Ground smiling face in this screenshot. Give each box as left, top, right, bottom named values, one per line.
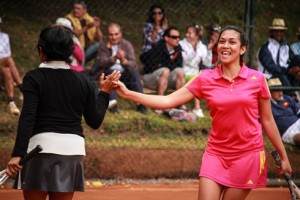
left=217, top=29, right=246, bottom=65
left=72, top=3, right=86, bottom=19
left=108, top=24, right=122, bottom=45
left=185, top=27, right=198, bottom=43
left=165, top=29, right=181, bottom=49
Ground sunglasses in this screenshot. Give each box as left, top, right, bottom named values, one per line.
left=152, top=12, right=163, bottom=16
left=168, top=35, right=181, bottom=40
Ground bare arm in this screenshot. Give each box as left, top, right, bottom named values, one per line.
left=114, top=80, right=195, bottom=109
left=93, top=17, right=103, bottom=41
left=73, top=24, right=90, bottom=37
left=259, top=98, right=292, bottom=175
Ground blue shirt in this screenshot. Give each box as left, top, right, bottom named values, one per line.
left=271, top=94, right=300, bottom=135
left=291, top=42, right=300, bottom=55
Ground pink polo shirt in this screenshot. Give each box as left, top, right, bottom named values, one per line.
left=187, top=64, right=270, bottom=155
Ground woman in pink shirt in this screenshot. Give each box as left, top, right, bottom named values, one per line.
left=113, top=25, right=292, bottom=200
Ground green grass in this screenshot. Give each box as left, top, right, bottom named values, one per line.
left=0, top=96, right=212, bottom=149
left=85, top=134, right=208, bottom=149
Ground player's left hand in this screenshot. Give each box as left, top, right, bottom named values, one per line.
left=6, top=157, right=22, bottom=177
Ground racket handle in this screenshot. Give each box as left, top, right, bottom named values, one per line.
left=271, top=151, right=282, bottom=166
left=271, top=151, right=298, bottom=200
left=19, top=145, right=43, bottom=166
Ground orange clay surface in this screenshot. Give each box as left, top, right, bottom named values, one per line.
left=0, top=181, right=292, bottom=200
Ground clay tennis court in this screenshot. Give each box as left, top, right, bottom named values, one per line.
left=0, top=181, right=292, bottom=200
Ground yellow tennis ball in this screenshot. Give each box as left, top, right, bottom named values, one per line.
left=92, top=181, right=103, bottom=187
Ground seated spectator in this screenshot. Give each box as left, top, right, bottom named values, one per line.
left=202, top=24, right=221, bottom=69
left=290, top=26, right=300, bottom=55
left=257, top=18, right=294, bottom=87
left=179, top=24, right=213, bottom=117
left=66, top=0, right=103, bottom=66
left=93, top=23, right=147, bottom=114
left=141, top=26, right=184, bottom=113
left=0, top=18, right=22, bottom=115
left=140, top=4, right=168, bottom=63
left=55, top=17, right=85, bottom=73
left=287, top=55, right=300, bottom=87
left=268, top=78, right=300, bottom=146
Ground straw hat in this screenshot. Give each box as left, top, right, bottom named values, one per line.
left=269, top=18, right=288, bottom=30
left=267, top=78, right=282, bottom=87
left=297, top=26, right=300, bottom=35
left=55, top=18, right=73, bottom=30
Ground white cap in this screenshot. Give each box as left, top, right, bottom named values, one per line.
left=55, top=18, right=73, bottom=30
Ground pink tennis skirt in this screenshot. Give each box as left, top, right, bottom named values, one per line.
left=200, top=150, right=267, bottom=189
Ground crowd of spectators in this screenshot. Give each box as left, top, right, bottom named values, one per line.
left=1, top=1, right=300, bottom=143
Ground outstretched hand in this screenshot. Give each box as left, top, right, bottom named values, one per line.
left=112, top=80, right=130, bottom=99
left=98, top=70, right=121, bottom=94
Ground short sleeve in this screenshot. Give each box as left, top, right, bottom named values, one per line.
left=259, top=75, right=271, bottom=99
left=186, top=71, right=203, bottom=99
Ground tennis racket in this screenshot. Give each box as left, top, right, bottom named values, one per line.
left=271, top=151, right=300, bottom=200
left=0, top=145, right=43, bottom=185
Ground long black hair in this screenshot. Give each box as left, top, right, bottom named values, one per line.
left=37, top=26, right=74, bottom=63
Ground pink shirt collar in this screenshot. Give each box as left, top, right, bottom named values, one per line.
left=213, top=63, right=249, bottom=80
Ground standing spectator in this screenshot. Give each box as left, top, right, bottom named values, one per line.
left=141, top=26, right=184, bottom=114
left=140, top=4, right=168, bottom=63
left=66, top=0, right=103, bottom=65
left=290, top=26, right=300, bottom=55
left=93, top=23, right=147, bottom=114
left=257, top=18, right=294, bottom=87
left=268, top=78, right=300, bottom=146
left=5, top=26, right=120, bottom=200
left=0, top=17, right=22, bottom=115
left=55, top=17, right=85, bottom=73
left=179, top=24, right=213, bottom=117
left=113, top=25, right=292, bottom=200
left=203, top=24, right=221, bottom=69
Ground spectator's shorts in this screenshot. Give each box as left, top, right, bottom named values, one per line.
left=282, top=119, right=300, bottom=145
left=143, top=67, right=184, bottom=90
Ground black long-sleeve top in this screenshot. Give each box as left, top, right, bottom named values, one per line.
left=12, top=66, right=109, bottom=157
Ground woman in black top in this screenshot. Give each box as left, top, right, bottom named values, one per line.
left=6, top=26, right=120, bottom=200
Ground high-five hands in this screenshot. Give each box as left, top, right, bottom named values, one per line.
left=98, top=70, right=121, bottom=94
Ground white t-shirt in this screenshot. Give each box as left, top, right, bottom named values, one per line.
left=110, top=44, right=124, bottom=72
left=179, top=38, right=212, bottom=75
left=0, top=32, right=12, bottom=59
